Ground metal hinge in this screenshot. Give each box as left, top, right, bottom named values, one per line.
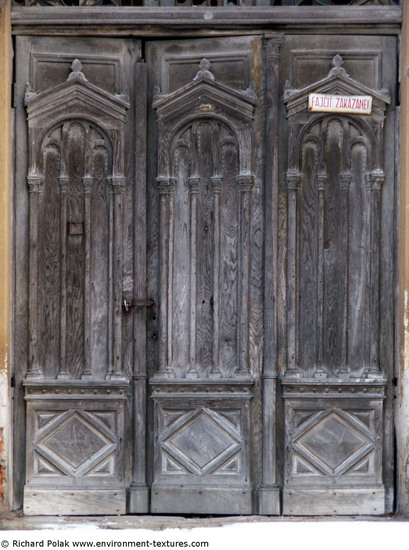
left=123, top=299, right=154, bottom=312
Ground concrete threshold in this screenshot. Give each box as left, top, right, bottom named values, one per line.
left=0, top=512, right=406, bottom=531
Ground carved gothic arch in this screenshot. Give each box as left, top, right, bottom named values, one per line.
left=24, top=59, right=130, bottom=381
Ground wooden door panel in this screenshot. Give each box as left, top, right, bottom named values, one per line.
left=281, top=35, right=397, bottom=515
left=145, top=36, right=266, bottom=515
left=14, top=36, right=141, bottom=514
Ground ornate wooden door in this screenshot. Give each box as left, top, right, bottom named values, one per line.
left=144, top=37, right=269, bottom=514
left=13, top=32, right=397, bottom=516
left=14, top=36, right=144, bottom=514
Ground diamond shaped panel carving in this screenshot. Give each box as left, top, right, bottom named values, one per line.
left=35, top=411, right=116, bottom=477
left=162, top=409, right=241, bottom=475
left=294, top=411, right=373, bottom=476
left=44, top=416, right=107, bottom=469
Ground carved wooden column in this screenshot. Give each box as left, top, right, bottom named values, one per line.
left=82, top=175, right=93, bottom=380
left=26, top=174, right=44, bottom=379
left=286, top=170, right=301, bottom=376
left=316, top=173, right=327, bottom=376
left=259, top=35, right=281, bottom=515
left=367, top=169, right=384, bottom=375
left=109, top=175, right=127, bottom=380
left=211, top=175, right=222, bottom=377
left=157, top=176, right=174, bottom=375
left=339, top=172, right=351, bottom=377
left=57, top=175, right=69, bottom=380
left=237, top=174, right=253, bottom=374
left=188, top=176, right=199, bottom=377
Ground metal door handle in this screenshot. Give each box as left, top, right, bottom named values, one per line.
left=123, top=299, right=155, bottom=312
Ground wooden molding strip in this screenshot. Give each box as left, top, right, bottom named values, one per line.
left=11, top=6, right=402, bottom=35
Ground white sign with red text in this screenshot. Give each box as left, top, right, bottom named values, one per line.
left=308, top=93, right=372, bottom=115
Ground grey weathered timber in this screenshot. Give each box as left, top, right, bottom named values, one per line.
left=12, top=22, right=398, bottom=516
left=14, top=36, right=140, bottom=513
left=147, top=39, right=262, bottom=514
left=23, top=381, right=128, bottom=515
left=10, top=7, right=402, bottom=36
left=128, top=62, right=149, bottom=514
left=150, top=380, right=253, bottom=515
left=281, top=48, right=394, bottom=515
left=258, top=34, right=281, bottom=516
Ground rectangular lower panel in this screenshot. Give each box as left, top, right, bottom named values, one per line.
left=151, top=485, right=252, bottom=515
left=283, top=487, right=385, bottom=516
left=282, top=378, right=386, bottom=517
left=258, top=486, right=281, bottom=515
left=151, top=378, right=253, bottom=514
left=23, top=488, right=126, bottom=516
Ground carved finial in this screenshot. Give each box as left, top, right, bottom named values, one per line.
left=241, top=81, right=257, bottom=102
left=329, top=54, right=348, bottom=78
left=115, top=85, right=130, bottom=104
left=67, top=59, right=87, bottom=82
left=284, top=79, right=298, bottom=100
left=193, top=58, right=215, bottom=82
left=332, top=54, right=343, bottom=70
left=153, top=85, right=166, bottom=102
left=24, top=82, right=37, bottom=104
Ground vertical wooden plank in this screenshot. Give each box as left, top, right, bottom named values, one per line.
left=26, top=175, right=43, bottom=379
left=189, top=176, right=199, bottom=375
left=58, top=176, right=69, bottom=379
left=286, top=172, right=301, bottom=373
left=323, top=119, right=343, bottom=374
left=237, top=176, right=253, bottom=374
left=259, top=36, right=280, bottom=514
left=220, top=141, right=239, bottom=377
left=107, top=180, right=114, bottom=378
left=298, top=143, right=319, bottom=371
left=82, top=175, right=92, bottom=379
left=111, top=176, right=126, bottom=379
left=129, top=62, right=149, bottom=513
left=171, top=146, right=191, bottom=377
left=211, top=176, right=222, bottom=376
left=38, top=145, right=61, bottom=380
left=167, top=182, right=175, bottom=370
left=317, top=174, right=326, bottom=371
left=66, top=121, right=85, bottom=380
left=348, top=145, right=367, bottom=371
left=196, top=123, right=215, bottom=377
left=157, top=178, right=170, bottom=373
left=340, top=172, right=351, bottom=376
left=89, top=143, right=110, bottom=379
left=368, top=171, right=384, bottom=374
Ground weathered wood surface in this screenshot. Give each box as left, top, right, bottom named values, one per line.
left=24, top=489, right=126, bottom=516
left=280, top=34, right=396, bottom=515
left=10, top=6, right=402, bottom=35
left=13, top=30, right=397, bottom=516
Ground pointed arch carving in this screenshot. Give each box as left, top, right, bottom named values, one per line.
left=153, top=59, right=257, bottom=379
left=25, top=59, right=130, bottom=381
left=284, top=54, right=390, bottom=379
